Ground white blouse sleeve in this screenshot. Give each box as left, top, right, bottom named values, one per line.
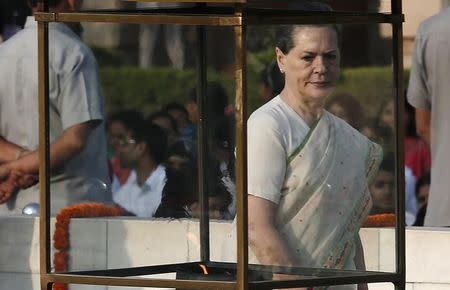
left=247, top=113, right=286, bottom=204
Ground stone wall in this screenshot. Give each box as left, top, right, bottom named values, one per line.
left=0, top=216, right=449, bottom=289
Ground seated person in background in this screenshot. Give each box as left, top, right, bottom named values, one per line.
left=359, top=117, right=378, bottom=142
left=376, top=98, right=395, bottom=132
left=156, top=161, right=232, bottom=220
left=413, top=171, right=430, bottom=226
left=325, top=93, right=364, bottom=130
left=360, top=120, right=417, bottom=226
left=155, top=162, right=196, bottom=219
left=405, top=166, right=417, bottom=225
left=369, top=155, right=395, bottom=215
left=374, top=98, right=396, bottom=150
left=163, top=102, right=196, bottom=152
left=147, top=110, right=186, bottom=153
left=404, top=101, right=431, bottom=181
left=166, top=145, right=193, bottom=172
left=259, top=60, right=284, bottom=104
left=188, top=176, right=232, bottom=220
left=112, top=120, right=168, bottom=218
left=209, top=121, right=236, bottom=219
left=360, top=116, right=394, bottom=152
left=107, top=110, right=144, bottom=191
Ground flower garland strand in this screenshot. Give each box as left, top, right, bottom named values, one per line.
left=53, top=203, right=124, bottom=290
left=363, top=213, right=396, bottom=227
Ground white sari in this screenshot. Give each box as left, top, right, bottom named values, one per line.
left=277, top=111, right=382, bottom=270
left=222, top=111, right=382, bottom=289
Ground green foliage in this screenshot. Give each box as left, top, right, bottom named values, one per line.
left=334, top=66, right=410, bottom=116
left=99, top=65, right=410, bottom=118
left=100, top=67, right=235, bottom=116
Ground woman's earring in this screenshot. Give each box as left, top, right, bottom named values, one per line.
left=280, top=69, right=284, bottom=74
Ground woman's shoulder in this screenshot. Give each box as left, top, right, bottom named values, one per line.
left=248, top=96, right=286, bottom=128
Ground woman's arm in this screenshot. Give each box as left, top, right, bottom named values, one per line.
left=248, top=195, right=307, bottom=290
left=248, top=195, right=298, bottom=266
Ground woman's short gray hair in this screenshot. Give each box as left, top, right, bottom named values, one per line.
left=275, top=2, right=341, bottom=54
left=276, top=24, right=341, bottom=54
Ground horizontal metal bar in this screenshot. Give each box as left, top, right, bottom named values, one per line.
left=123, top=0, right=245, bottom=3
left=246, top=11, right=404, bottom=25
left=63, top=262, right=201, bottom=277
left=44, top=267, right=399, bottom=289
left=249, top=273, right=401, bottom=290
left=209, top=261, right=398, bottom=278
left=34, top=11, right=241, bottom=26
left=34, top=9, right=403, bottom=26
left=42, top=273, right=236, bottom=290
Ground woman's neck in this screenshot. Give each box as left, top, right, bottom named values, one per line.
left=135, top=157, right=158, bottom=186
left=280, top=89, right=324, bottom=127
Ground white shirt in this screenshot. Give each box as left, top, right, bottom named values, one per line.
left=247, top=95, right=309, bottom=204
left=0, top=17, right=110, bottom=214
left=407, top=7, right=450, bottom=226
left=405, top=166, right=417, bottom=226
left=113, top=165, right=167, bottom=218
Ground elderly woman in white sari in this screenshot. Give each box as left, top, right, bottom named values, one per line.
left=246, top=25, right=382, bottom=290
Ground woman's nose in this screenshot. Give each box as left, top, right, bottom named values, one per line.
left=313, top=56, right=328, bottom=74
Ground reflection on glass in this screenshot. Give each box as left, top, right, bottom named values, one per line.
left=42, top=15, right=235, bottom=273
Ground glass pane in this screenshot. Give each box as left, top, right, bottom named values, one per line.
left=41, top=20, right=241, bottom=280
left=242, top=22, right=397, bottom=287
left=46, top=22, right=213, bottom=274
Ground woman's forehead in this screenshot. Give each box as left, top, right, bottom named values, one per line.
left=292, top=26, right=338, bottom=50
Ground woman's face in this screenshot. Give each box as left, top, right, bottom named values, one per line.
left=370, top=170, right=395, bottom=212
left=380, top=99, right=395, bottom=130
left=276, top=26, right=340, bottom=102
left=328, top=102, right=349, bottom=123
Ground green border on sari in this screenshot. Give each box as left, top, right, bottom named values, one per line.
left=287, top=116, right=321, bottom=164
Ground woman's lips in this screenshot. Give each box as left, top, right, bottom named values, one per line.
left=310, top=81, right=332, bottom=88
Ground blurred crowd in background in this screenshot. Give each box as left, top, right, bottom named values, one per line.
left=0, top=0, right=431, bottom=225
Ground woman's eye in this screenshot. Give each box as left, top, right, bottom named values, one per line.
left=301, top=55, right=314, bottom=62
left=326, top=54, right=337, bottom=60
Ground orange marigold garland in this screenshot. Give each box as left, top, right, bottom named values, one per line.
left=53, top=203, right=124, bottom=290
left=363, top=213, right=396, bottom=227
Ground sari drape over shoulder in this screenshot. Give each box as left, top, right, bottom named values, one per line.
left=222, top=110, right=382, bottom=290
left=277, top=111, right=382, bottom=270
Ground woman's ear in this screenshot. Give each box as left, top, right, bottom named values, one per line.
left=275, top=47, right=285, bottom=74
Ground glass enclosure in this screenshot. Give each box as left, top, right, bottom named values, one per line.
left=35, top=1, right=405, bottom=289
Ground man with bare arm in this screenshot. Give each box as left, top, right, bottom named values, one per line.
left=0, top=0, right=111, bottom=215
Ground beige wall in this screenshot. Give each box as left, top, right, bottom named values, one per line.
left=401, top=0, right=448, bottom=67
left=378, top=0, right=448, bottom=67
